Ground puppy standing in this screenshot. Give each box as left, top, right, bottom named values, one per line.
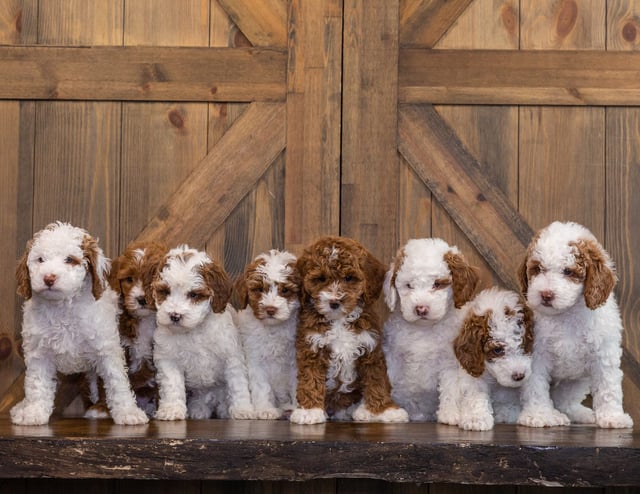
left=290, top=236, right=408, bottom=425
left=152, top=245, right=254, bottom=420
left=383, top=238, right=479, bottom=422
left=11, top=222, right=148, bottom=426
left=234, top=250, right=300, bottom=419
left=517, top=221, right=633, bottom=428
left=452, top=287, right=534, bottom=430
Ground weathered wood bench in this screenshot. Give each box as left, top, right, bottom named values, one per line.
left=0, top=417, right=638, bottom=488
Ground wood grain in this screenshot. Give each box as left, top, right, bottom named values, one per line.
left=608, top=0, right=640, bottom=50
left=218, top=0, right=287, bottom=47
left=399, top=0, right=474, bottom=47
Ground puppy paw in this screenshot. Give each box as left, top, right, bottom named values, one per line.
left=290, top=407, right=327, bottom=425
left=155, top=402, right=187, bottom=421
left=10, top=401, right=51, bottom=426
left=518, top=408, right=570, bottom=428
left=436, top=408, right=459, bottom=426
left=229, top=406, right=255, bottom=420
left=459, top=414, right=494, bottom=431
left=254, top=407, right=282, bottom=420
left=596, top=412, right=633, bottom=429
left=111, top=406, right=149, bottom=425
left=188, top=404, right=213, bottom=420
left=84, top=405, right=110, bottom=419
left=352, top=404, right=409, bottom=423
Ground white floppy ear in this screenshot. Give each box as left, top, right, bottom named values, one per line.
left=383, top=267, right=398, bottom=311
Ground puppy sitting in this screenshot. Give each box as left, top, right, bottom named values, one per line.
left=517, top=221, right=633, bottom=429
left=452, top=287, right=534, bottom=430
left=383, top=238, right=479, bottom=422
left=234, top=250, right=300, bottom=419
left=290, top=236, right=408, bottom=425
left=11, top=222, right=148, bottom=426
left=152, top=245, right=254, bottom=420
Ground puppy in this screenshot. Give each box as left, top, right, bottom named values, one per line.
left=152, top=245, right=254, bottom=420
left=290, top=236, right=408, bottom=425
left=452, top=287, right=534, bottom=430
left=234, top=250, right=300, bottom=419
left=383, top=238, right=479, bottom=422
left=517, top=221, right=633, bottom=428
left=11, top=222, right=148, bottom=426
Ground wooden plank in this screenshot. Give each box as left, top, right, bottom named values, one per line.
left=608, top=0, right=640, bottom=50
left=399, top=0, right=474, bottom=47
left=0, top=46, right=286, bottom=102
left=136, top=102, right=285, bottom=249
left=0, top=0, right=37, bottom=43
left=398, top=49, right=640, bottom=105
left=1, top=418, right=640, bottom=486
left=284, top=0, right=342, bottom=253
left=341, top=0, right=399, bottom=262
left=398, top=104, right=533, bottom=291
left=218, top=0, right=287, bottom=47
left=38, top=1, right=123, bottom=45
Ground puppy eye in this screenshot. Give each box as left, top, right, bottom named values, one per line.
left=529, top=264, right=542, bottom=275
left=433, top=278, right=451, bottom=290
left=123, top=276, right=134, bottom=283
left=64, top=257, right=73, bottom=264
left=313, top=275, right=326, bottom=284
left=562, top=268, right=575, bottom=277
left=405, top=283, right=413, bottom=290
left=250, top=286, right=263, bottom=293
left=489, top=347, right=505, bottom=358
left=37, top=257, right=45, bottom=263
left=344, top=275, right=354, bottom=283
left=280, top=287, right=289, bottom=295
left=187, top=291, right=199, bottom=299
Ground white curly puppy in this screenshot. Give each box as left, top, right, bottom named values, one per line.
left=517, top=221, right=633, bottom=429
left=452, top=287, right=534, bottom=431
left=383, top=238, right=479, bottom=422
left=152, top=245, right=254, bottom=420
left=11, top=222, right=148, bottom=426
left=234, top=250, right=300, bottom=419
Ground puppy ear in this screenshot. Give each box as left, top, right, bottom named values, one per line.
left=517, top=256, right=529, bottom=296
left=233, top=271, right=249, bottom=310
left=383, top=267, right=398, bottom=311
left=82, top=234, right=109, bottom=300
left=520, top=298, right=535, bottom=354
left=16, top=246, right=32, bottom=300
left=296, top=253, right=314, bottom=307
left=575, top=239, right=617, bottom=309
left=445, top=251, right=479, bottom=309
left=361, top=250, right=386, bottom=306
left=454, top=312, right=489, bottom=378
left=201, top=261, right=232, bottom=313
left=107, top=255, right=122, bottom=293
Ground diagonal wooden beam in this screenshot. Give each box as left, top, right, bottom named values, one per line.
left=218, top=0, right=288, bottom=47
left=136, top=102, right=286, bottom=249
left=399, top=0, right=473, bottom=47
left=398, top=104, right=533, bottom=290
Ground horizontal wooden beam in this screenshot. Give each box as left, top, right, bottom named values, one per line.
left=399, top=49, right=640, bottom=105
left=0, top=46, right=286, bottom=102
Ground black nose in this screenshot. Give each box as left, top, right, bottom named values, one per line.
left=512, top=372, right=525, bottom=382
left=170, top=312, right=182, bottom=323
left=137, top=296, right=147, bottom=307
left=329, top=301, right=341, bottom=310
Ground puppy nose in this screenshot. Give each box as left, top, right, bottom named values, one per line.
left=169, top=312, right=182, bottom=323
left=540, top=290, right=555, bottom=304
left=329, top=300, right=341, bottom=310
left=265, top=306, right=277, bottom=317
left=415, top=305, right=429, bottom=317
left=137, top=296, right=147, bottom=307
left=512, top=371, right=526, bottom=382
left=44, top=274, right=57, bottom=287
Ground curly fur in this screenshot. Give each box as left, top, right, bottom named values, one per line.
left=517, top=221, right=633, bottom=429
left=290, top=236, right=408, bottom=425
left=382, top=238, right=479, bottom=422
left=10, top=222, right=148, bottom=426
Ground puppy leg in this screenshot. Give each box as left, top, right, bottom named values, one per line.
left=248, top=362, right=281, bottom=420
left=591, top=359, right=633, bottom=429
left=455, top=372, right=494, bottom=431
left=436, top=367, right=461, bottom=426
left=224, top=351, right=255, bottom=420
left=11, top=355, right=57, bottom=425
left=551, top=378, right=595, bottom=424
left=518, top=370, right=569, bottom=427
left=290, top=346, right=328, bottom=425
left=188, top=388, right=215, bottom=419
left=155, top=358, right=188, bottom=421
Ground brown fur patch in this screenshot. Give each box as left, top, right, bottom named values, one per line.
left=444, top=251, right=480, bottom=309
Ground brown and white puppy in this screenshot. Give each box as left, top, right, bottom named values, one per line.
left=234, top=249, right=300, bottom=419
left=517, top=221, right=633, bottom=429
left=452, top=287, right=533, bottom=430
left=290, top=236, right=408, bottom=425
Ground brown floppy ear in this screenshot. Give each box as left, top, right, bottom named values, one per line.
left=16, top=247, right=32, bottom=300
left=108, top=255, right=122, bottom=293
left=201, top=261, right=233, bottom=313
left=296, top=252, right=314, bottom=308
left=233, top=271, right=249, bottom=310
left=575, top=239, right=617, bottom=310
left=445, top=251, right=479, bottom=309
left=520, top=299, right=535, bottom=354
left=82, top=234, right=107, bottom=300
left=454, top=312, right=489, bottom=378
left=361, top=250, right=387, bottom=306
left=517, top=256, right=529, bottom=296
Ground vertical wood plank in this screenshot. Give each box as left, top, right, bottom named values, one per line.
left=285, top=0, right=343, bottom=254
left=38, top=1, right=123, bottom=45
left=608, top=0, right=640, bottom=50
left=341, top=0, right=399, bottom=262
left=0, top=0, right=37, bottom=43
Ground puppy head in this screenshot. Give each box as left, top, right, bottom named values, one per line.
left=153, top=245, right=232, bottom=331
left=383, top=238, right=479, bottom=323
left=235, top=249, right=300, bottom=325
left=454, top=287, right=534, bottom=388
left=109, top=241, right=168, bottom=317
left=297, top=236, right=385, bottom=320
left=16, top=222, right=110, bottom=301
left=519, top=221, right=617, bottom=313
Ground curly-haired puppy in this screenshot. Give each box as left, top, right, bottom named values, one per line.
left=11, top=222, right=148, bottom=426
left=452, top=287, right=534, bottom=430
left=152, top=245, right=254, bottom=420
left=234, top=249, right=300, bottom=419
left=290, top=236, right=408, bottom=425
left=383, top=238, right=479, bottom=422
left=517, top=221, right=633, bottom=429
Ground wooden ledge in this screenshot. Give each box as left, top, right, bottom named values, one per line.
left=0, top=418, right=638, bottom=486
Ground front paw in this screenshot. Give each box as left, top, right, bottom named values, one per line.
left=437, top=407, right=459, bottom=426
left=596, top=412, right=633, bottom=429
left=459, top=413, right=494, bottom=431
left=10, top=401, right=51, bottom=426
left=290, top=407, right=327, bottom=425
left=352, top=404, right=409, bottom=423
left=518, top=408, right=570, bottom=428
left=229, top=406, right=255, bottom=420
left=255, top=407, right=282, bottom=420
left=155, top=402, right=187, bottom=421
left=111, top=406, right=149, bottom=425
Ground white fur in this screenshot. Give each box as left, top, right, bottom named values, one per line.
left=236, top=250, right=299, bottom=420
left=10, top=222, right=148, bottom=426
left=153, top=245, right=254, bottom=421
left=518, top=221, right=633, bottom=429
left=382, top=238, right=466, bottom=422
